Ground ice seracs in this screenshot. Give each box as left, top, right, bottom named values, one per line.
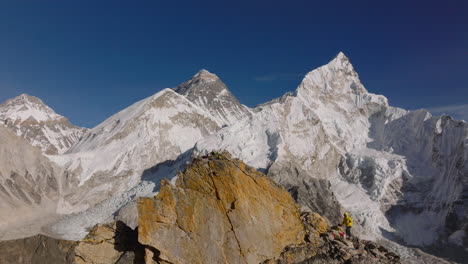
left=0, top=94, right=87, bottom=154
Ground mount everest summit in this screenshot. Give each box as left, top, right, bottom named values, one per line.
left=0, top=52, right=466, bottom=263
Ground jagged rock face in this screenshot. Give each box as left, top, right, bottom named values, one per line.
left=0, top=94, right=87, bottom=154
left=267, top=162, right=343, bottom=224
left=365, top=110, right=468, bottom=249
left=0, top=234, right=77, bottom=264
left=137, top=155, right=305, bottom=264
left=0, top=126, right=61, bottom=239
left=174, top=69, right=252, bottom=126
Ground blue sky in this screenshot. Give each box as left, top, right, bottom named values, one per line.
left=0, top=0, right=467, bottom=127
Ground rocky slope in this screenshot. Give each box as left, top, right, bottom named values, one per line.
left=0, top=154, right=402, bottom=264
left=0, top=94, right=87, bottom=154
left=0, top=221, right=143, bottom=264
left=263, top=212, right=401, bottom=264
left=0, top=234, right=77, bottom=264
left=0, top=126, right=62, bottom=240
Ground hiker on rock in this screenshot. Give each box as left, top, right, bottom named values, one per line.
left=341, top=212, right=353, bottom=239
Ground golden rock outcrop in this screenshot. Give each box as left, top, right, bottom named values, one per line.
left=138, top=154, right=305, bottom=264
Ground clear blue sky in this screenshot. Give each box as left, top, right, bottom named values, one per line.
left=1, top=0, right=467, bottom=127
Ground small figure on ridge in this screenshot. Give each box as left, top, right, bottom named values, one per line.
left=341, top=212, right=353, bottom=239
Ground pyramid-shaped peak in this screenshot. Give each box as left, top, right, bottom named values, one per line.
left=335, top=51, right=349, bottom=60
left=173, top=69, right=251, bottom=126
left=298, top=52, right=365, bottom=96
left=329, top=51, right=351, bottom=64
left=174, top=69, right=224, bottom=96
left=193, top=69, right=219, bottom=82
left=197, top=69, right=213, bottom=75
left=13, top=93, right=46, bottom=105
left=302, top=52, right=356, bottom=81
left=0, top=93, right=61, bottom=122
left=324, top=51, right=355, bottom=73
left=2, top=94, right=51, bottom=109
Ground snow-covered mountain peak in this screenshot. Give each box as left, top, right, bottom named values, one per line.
left=327, top=52, right=356, bottom=74
left=300, top=52, right=359, bottom=90
left=0, top=94, right=87, bottom=154
left=194, top=69, right=219, bottom=82
left=173, top=70, right=252, bottom=126
left=174, top=69, right=221, bottom=95
left=0, top=93, right=62, bottom=123
left=17, top=93, right=43, bottom=102
left=296, top=53, right=387, bottom=110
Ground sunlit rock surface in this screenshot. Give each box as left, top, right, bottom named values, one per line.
left=138, top=154, right=305, bottom=264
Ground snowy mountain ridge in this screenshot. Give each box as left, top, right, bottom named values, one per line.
left=0, top=94, right=87, bottom=154
left=0, top=52, right=466, bottom=263
left=49, top=87, right=222, bottom=215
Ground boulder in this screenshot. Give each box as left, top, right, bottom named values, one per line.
left=138, top=155, right=305, bottom=264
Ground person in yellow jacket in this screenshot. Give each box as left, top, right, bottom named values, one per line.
left=341, top=212, right=353, bottom=239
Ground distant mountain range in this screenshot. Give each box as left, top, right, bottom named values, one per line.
left=0, top=52, right=466, bottom=263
